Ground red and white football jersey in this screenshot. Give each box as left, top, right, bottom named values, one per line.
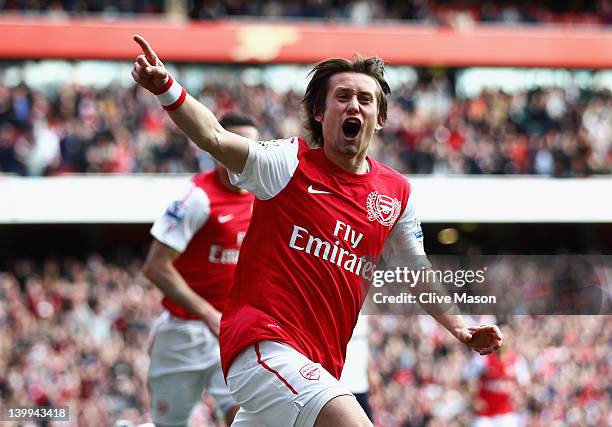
left=467, top=351, right=530, bottom=417
left=220, top=137, right=425, bottom=379
left=150, top=171, right=254, bottom=319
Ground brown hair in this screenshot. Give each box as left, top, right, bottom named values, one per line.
left=301, top=54, right=391, bottom=147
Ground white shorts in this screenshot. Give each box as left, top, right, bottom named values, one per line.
left=226, top=341, right=352, bottom=427
left=473, top=413, right=519, bottom=427
left=148, top=312, right=236, bottom=426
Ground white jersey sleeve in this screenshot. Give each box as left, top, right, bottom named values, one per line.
left=382, top=185, right=428, bottom=260
left=228, top=137, right=300, bottom=200
left=150, top=182, right=211, bottom=253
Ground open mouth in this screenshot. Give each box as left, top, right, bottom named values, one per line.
left=342, top=118, right=362, bottom=139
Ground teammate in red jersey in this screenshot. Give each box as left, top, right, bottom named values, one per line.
left=131, top=35, right=502, bottom=427
left=465, top=332, right=530, bottom=427
left=143, top=113, right=257, bottom=426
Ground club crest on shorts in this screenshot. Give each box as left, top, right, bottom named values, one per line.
left=366, top=191, right=401, bottom=227
left=299, top=363, right=321, bottom=380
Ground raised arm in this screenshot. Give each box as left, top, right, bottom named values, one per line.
left=131, top=34, right=249, bottom=173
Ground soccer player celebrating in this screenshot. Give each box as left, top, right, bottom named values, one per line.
left=143, top=113, right=258, bottom=426
left=132, top=35, right=502, bottom=427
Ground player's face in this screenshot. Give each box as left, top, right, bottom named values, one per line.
left=316, top=72, right=381, bottom=159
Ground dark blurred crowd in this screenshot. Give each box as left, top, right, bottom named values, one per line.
left=374, top=81, right=611, bottom=176
left=1, top=254, right=610, bottom=426
left=187, top=0, right=612, bottom=26
left=0, top=75, right=610, bottom=176
left=0, top=254, right=225, bottom=426
left=1, top=0, right=611, bottom=25
left=0, top=255, right=159, bottom=426
left=369, top=315, right=611, bottom=427
left=0, top=0, right=166, bottom=15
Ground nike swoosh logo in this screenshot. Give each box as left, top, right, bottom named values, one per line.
left=307, top=185, right=333, bottom=195
left=218, top=214, right=234, bottom=224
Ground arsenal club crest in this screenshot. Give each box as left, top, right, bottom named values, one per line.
left=299, top=363, right=321, bottom=380
left=366, top=191, right=401, bottom=227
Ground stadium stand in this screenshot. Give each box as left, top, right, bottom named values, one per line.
left=0, top=79, right=610, bottom=176
left=0, top=252, right=609, bottom=426
left=187, top=0, right=612, bottom=25
left=1, top=0, right=611, bottom=25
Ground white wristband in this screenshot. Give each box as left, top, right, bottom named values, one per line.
left=153, top=76, right=186, bottom=111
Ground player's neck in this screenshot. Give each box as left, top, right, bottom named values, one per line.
left=323, top=148, right=369, bottom=174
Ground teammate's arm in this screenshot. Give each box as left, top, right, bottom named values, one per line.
left=130, top=35, right=248, bottom=173
left=143, top=239, right=221, bottom=336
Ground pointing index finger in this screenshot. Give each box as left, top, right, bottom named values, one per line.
left=133, top=34, right=157, bottom=64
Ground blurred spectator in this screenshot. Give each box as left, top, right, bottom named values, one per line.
left=0, top=78, right=609, bottom=177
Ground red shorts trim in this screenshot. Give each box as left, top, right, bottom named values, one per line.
left=254, top=343, right=299, bottom=395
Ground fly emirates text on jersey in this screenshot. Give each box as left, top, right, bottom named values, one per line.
left=208, top=231, right=245, bottom=264
left=288, top=220, right=377, bottom=280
